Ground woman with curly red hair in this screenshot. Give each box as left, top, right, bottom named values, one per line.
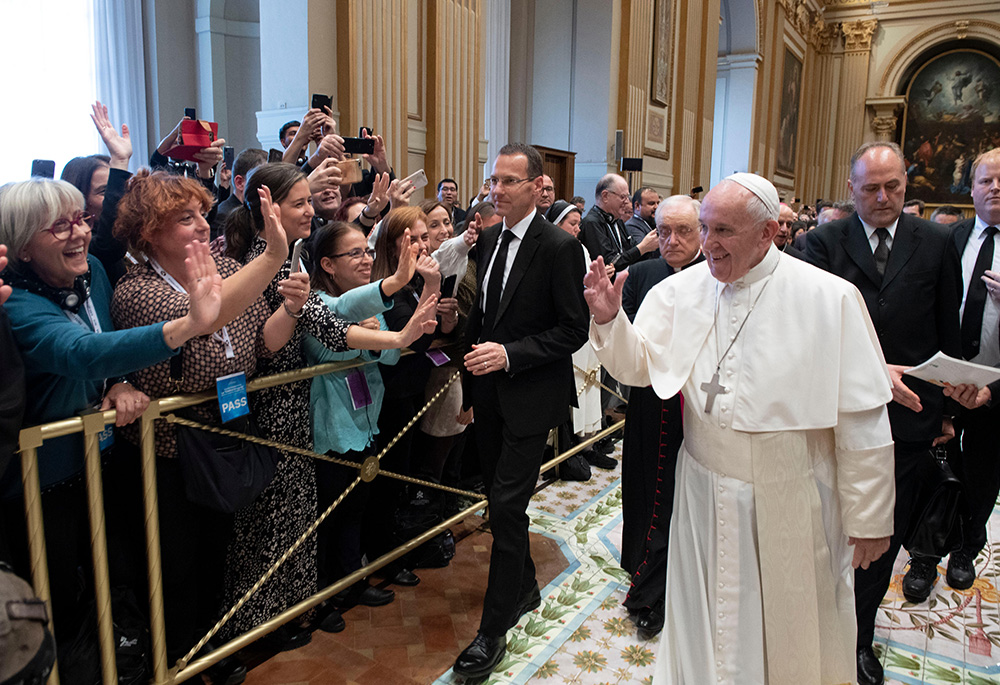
left=110, top=168, right=303, bottom=674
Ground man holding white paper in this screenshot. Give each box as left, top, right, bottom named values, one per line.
left=933, top=147, right=1000, bottom=592
left=805, top=141, right=963, bottom=685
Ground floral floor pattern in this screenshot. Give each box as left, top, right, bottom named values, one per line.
left=434, top=439, right=1000, bottom=684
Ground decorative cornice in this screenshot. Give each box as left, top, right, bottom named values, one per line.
left=842, top=18, right=879, bottom=52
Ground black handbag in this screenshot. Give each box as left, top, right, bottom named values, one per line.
left=904, top=446, right=964, bottom=558
left=170, top=353, right=279, bottom=513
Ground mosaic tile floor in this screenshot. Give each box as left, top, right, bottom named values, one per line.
left=246, top=442, right=1000, bottom=684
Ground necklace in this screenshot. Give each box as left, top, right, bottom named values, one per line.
left=701, top=258, right=780, bottom=413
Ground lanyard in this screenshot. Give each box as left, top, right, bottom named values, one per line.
left=64, top=299, right=108, bottom=399
left=64, top=297, right=102, bottom=333
left=149, top=257, right=234, bottom=359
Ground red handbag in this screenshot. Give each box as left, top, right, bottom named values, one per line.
left=165, top=119, right=219, bottom=162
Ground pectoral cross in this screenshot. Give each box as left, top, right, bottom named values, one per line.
left=701, top=371, right=729, bottom=413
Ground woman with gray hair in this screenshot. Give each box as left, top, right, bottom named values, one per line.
left=0, top=177, right=222, bottom=652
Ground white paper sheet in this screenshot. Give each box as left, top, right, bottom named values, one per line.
left=904, top=351, right=1000, bottom=387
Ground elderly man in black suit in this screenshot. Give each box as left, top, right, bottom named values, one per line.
left=926, top=147, right=1000, bottom=595
left=452, top=143, right=589, bottom=679
left=805, top=141, right=963, bottom=685
left=619, top=194, right=703, bottom=639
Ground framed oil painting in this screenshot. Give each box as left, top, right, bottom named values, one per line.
left=901, top=48, right=1000, bottom=205
left=776, top=47, right=802, bottom=176
left=651, top=0, right=673, bottom=106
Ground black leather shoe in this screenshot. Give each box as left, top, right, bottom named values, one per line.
left=902, top=558, right=937, bottom=604
left=315, top=601, right=346, bottom=633
left=594, top=437, right=615, bottom=455
left=390, top=568, right=420, bottom=587
left=585, top=449, right=618, bottom=470
left=264, top=624, right=312, bottom=652
left=635, top=607, right=664, bottom=640
left=947, top=549, right=977, bottom=590
left=201, top=642, right=247, bottom=685
left=508, top=582, right=542, bottom=629
left=857, top=645, right=884, bottom=685
left=453, top=632, right=506, bottom=679
left=358, top=585, right=395, bottom=606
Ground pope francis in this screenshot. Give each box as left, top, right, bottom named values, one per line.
left=585, top=173, right=896, bottom=685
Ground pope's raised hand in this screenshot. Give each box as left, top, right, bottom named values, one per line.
left=583, top=256, right=626, bottom=325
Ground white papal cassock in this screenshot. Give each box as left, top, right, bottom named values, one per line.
left=591, top=245, right=896, bottom=685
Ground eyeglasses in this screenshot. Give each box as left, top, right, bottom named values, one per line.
left=331, top=247, right=376, bottom=261
left=488, top=176, right=537, bottom=188
left=657, top=225, right=696, bottom=238
left=44, top=211, right=93, bottom=240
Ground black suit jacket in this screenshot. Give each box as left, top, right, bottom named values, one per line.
left=465, top=213, right=589, bottom=437
left=951, top=217, right=1000, bottom=398
left=805, top=212, right=962, bottom=442
left=452, top=205, right=467, bottom=227
left=579, top=206, right=644, bottom=272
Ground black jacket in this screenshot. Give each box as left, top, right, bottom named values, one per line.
left=464, top=213, right=589, bottom=436
left=0, top=308, right=25, bottom=480
left=805, top=212, right=963, bottom=442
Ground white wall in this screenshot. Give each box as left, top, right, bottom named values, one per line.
left=143, top=0, right=198, bottom=151
left=507, top=0, right=614, bottom=200
left=529, top=1, right=574, bottom=150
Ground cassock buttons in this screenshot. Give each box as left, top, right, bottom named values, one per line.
left=720, top=423, right=727, bottom=429
left=731, top=316, right=738, bottom=324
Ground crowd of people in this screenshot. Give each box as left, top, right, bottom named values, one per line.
left=2, top=96, right=999, bottom=685
left=0, top=102, right=625, bottom=684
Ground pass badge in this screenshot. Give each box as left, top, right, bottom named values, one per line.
left=425, top=349, right=450, bottom=367
left=217, top=372, right=250, bottom=423
left=97, top=424, right=115, bottom=452
left=346, top=369, right=373, bottom=411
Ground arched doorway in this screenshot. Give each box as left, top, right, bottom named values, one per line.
left=710, top=0, right=758, bottom=187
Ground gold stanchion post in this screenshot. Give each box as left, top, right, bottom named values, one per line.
left=80, top=410, right=119, bottom=685
left=139, top=402, right=169, bottom=684
left=18, top=426, right=60, bottom=685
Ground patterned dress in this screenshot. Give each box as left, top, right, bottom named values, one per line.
left=221, top=236, right=351, bottom=639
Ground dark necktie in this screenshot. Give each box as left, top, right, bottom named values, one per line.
left=873, top=227, right=890, bottom=279
left=482, top=229, right=513, bottom=339
left=961, top=225, right=998, bottom=359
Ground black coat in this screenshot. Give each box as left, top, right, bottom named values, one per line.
left=0, top=308, right=25, bottom=480
left=951, top=217, right=1000, bottom=397
left=804, top=212, right=962, bottom=442
left=464, top=213, right=589, bottom=437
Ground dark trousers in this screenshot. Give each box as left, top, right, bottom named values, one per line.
left=474, top=380, right=548, bottom=637
left=316, top=448, right=371, bottom=587
left=855, top=440, right=936, bottom=647
left=0, top=445, right=146, bottom=644
left=948, top=405, right=1000, bottom=557
left=156, top=457, right=233, bottom=661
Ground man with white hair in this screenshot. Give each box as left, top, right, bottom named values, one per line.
left=585, top=172, right=895, bottom=684
left=579, top=174, right=658, bottom=274
left=775, top=202, right=805, bottom=259
left=619, top=194, right=703, bottom=640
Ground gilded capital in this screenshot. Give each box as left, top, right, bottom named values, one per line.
left=810, top=19, right=840, bottom=52
left=842, top=19, right=878, bottom=52
left=871, top=116, right=897, bottom=141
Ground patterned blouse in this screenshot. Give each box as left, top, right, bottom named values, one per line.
left=110, top=254, right=272, bottom=458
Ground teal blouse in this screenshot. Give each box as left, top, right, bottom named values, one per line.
left=304, top=282, right=399, bottom=455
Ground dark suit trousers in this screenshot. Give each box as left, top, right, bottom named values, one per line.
left=855, top=440, right=936, bottom=647
left=474, top=375, right=548, bottom=637
left=949, top=405, right=1000, bottom=557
